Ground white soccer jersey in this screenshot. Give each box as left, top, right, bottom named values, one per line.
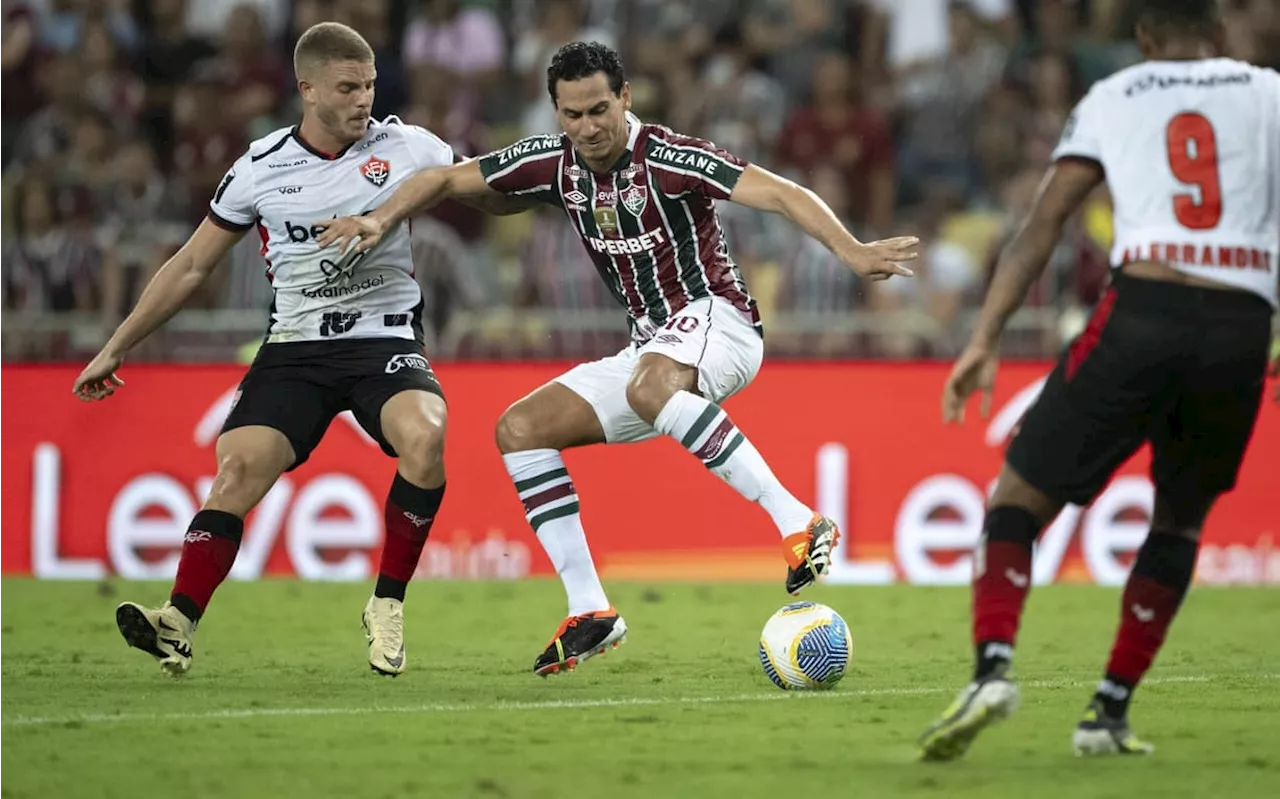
left=1053, top=58, right=1280, bottom=308
left=209, top=117, right=455, bottom=342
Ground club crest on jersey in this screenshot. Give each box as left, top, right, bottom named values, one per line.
left=620, top=183, right=647, bottom=216
left=594, top=206, right=620, bottom=238
left=360, top=155, right=390, bottom=187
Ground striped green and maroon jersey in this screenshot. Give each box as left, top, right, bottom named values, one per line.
left=477, top=118, right=761, bottom=335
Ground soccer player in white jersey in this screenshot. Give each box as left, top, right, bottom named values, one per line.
left=318, top=42, right=920, bottom=676
left=918, top=0, right=1280, bottom=760
left=72, top=23, right=527, bottom=677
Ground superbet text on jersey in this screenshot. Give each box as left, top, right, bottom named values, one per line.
left=208, top=117, right=455, bottom=343
left=1054, top=58, right=1280, bottom=307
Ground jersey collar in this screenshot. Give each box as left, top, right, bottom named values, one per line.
left=291, top=120, right=373, bottom=161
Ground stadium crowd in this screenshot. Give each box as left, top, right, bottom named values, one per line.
left=3, top=0, right=1278, bottom=360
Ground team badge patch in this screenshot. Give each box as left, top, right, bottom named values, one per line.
left=360, top=156, right=390, bottom=187
left=620, top=182, right=647, bottom=216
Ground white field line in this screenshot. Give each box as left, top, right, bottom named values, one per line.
left=4, top=673, right=1277, bottom=729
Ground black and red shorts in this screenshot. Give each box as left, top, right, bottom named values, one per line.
left=1005, top=272, right=1272, bottom=505
left=221, top=337, right=445, bottom=470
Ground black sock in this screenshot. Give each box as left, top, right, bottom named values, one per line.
left=974, top=640, right=1015, bottom=681
left=374, top=575, right=409, bottom=602
left=1094, top=674, right=1137, bottom=719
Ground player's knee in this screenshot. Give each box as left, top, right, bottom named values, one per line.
left=625, top=357, right=686, bottom=423
left=495, top=405, right=537, bottom=454
left=207, top=450, right=279, bottom=511
left=394, top=420, right=446, bottom=476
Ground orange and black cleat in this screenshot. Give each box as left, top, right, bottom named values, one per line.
left=781, top=515, right=841, bottom=595
left=533, top=607, right=628, bottom=677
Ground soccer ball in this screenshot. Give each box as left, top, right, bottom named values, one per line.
left=758, top=601, right=852, bottom=690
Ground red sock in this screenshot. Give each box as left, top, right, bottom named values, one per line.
left=971, top=506, right=1042, bottom=678
left=171, top=510, right=244, bottom=621
left=375, top=475, right=445, bottom=600
left=1101, top=533, right=1198, bottom=712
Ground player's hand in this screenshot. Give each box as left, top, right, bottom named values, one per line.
left=842, top=236, right=919, bottom=282
left=942, top=343, right=998, bottom=423
left=313, top=214, right=385, bottom=256
left=72, top=350, right=125, bottom=402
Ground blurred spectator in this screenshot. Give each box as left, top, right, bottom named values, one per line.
left=185, top=0, right=289, bottom=43
left=895, top=1, right=1006, bottom=205
left=96, top=139, right=191, bottom=319
left=773, top=166, right=864, bottom=356
left=11, top=53, right=85, bottom=177
left=669, top=23, right=786, bottom=166
left=743, top=0, right=849, bottom=101
left=2, top=178, right=100, bottom=312
left=861, top=0, right=1013, bottom=91
left=171, top=64, right=247, bottom=228
left=2, top=0, right=42, bottom=166
left=403, top=0, right=504, bottom=124
left=55, top=109, right=116, bottom=207
left=215, top=3, right=290, bottom=139
left=135, top=0, right=217, bottom=162
left=81, top=17, right=145, bottom=131
left=37, top=0, right=140, bottom=54
left=773, top=51, right=895, bottom=236
left=402, top=65, right=489, bottom=245
left=867, top=207, right=980, bottom=358
left=514, top=0, right=613, bottom=135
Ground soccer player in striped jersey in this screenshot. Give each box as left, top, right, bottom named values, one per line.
left=318, top=41, right=919, bottom=676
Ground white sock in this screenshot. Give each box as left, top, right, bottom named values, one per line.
left=503, top=448, right=610, bottom=616
left=653, top=391, right=814, bottom=536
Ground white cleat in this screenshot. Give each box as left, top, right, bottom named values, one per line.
left=115, top=601, right=195, bottom=676
left=362, top=596, right=406, bottom=676
left=918, top=676, right=1022, bottom=761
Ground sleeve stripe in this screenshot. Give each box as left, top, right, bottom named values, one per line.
left=486, top=149, right=562, bottom=182
left=644, top=158, right=735, bottom=196
left=208, top=209, right=254, bottom=232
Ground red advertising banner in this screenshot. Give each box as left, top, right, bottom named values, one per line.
left=3, top=362, right=1276, bottom=584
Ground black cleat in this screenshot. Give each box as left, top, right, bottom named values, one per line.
left=533, top=608, right=628, bottom=676
left=783, top=515, right=841, bottom=595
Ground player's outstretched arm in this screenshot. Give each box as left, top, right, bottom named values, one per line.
left=941, top=157, right=1103, bottom=424
left=314, top=160, right=495, bottom=255
left=729, top=164, right=918, bottom=281
left=72, top=219, right=244, bottom=401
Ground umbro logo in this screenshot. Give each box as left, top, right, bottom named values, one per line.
left=564, top=190, right=588, bottom=205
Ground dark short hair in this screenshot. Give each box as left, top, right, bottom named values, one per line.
left=546, top=41, right=626, bottom=103
left=1135, top=0, right=1220, bottom=41
left=293, top=22, right=374, bottom=78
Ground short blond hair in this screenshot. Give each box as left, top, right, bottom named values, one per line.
left=293, top=22, right=374, bottom=78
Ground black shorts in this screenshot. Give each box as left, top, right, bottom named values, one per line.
left=1006, top=272, right=1272, bottom=506
left=221, top=338, right=445, bottom=469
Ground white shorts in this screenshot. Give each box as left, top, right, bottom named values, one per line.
left=556, top=297, right=764, bottom=444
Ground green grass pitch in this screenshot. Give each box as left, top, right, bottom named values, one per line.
left=2, top=579, right=1277, bottom=798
